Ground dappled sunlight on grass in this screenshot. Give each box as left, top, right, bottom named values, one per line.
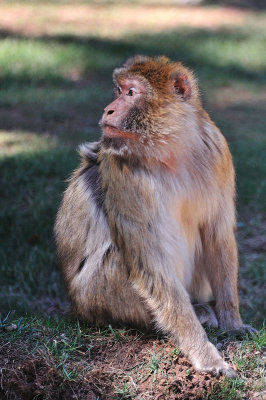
left=0, top=130, right=58, bottom=157
left=0, top=26, right=265, bottom=84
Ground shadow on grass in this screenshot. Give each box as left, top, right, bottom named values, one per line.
left=0, top=143, right=78, bottom=315
left=203, top=0, right=266, bottom=10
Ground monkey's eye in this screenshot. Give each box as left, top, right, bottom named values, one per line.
left=127, top=88, right=136, bottom=96
left=115, top=86, right=122, bottom=96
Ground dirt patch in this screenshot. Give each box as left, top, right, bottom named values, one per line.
left=0, top=342, right=97, bottom=400
left=85, top=337, right=216, bottom=399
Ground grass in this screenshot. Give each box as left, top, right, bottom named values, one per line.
left=0, top=1, right=265, bottom=399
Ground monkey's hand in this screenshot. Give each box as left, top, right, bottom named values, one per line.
left=192, top=342, right=237, bottom=378
left=79, top=141, right=100, bottom=164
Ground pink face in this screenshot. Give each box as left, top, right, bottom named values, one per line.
left=101, top=78, right=145, bottom=138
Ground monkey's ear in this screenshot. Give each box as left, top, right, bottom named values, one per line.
left=170, top=73, right=192, bottom=101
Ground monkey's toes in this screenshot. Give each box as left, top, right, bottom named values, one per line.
left=219, top=324, right=258, bottom=338
left=238, top=324, right=258, bottom=335
left=211, top=365, right=237, bottom=378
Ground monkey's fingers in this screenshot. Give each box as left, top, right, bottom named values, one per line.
left=193, top=342, right=237, bottom=378
left=193, top=303, right=218, bottom=328
left=79, top=141, right=100, bottom=163
left=210, top=366, right=237, bottom=379
left=197, top=361, right=237, bottom=378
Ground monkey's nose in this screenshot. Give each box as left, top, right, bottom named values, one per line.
left=107, top=109, right=115, bottom=115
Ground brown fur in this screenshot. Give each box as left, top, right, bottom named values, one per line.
left=54, top=56, right=255, bottom=377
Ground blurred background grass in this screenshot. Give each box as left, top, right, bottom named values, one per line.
left=0, top=0, right=265, bottom=327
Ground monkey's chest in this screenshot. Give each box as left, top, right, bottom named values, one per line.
left=103, top=172, right=177, bottom=241
left=103, top=169, right=196, bottom=288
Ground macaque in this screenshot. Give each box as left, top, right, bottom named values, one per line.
left=55, top=56, right=255, bottom=377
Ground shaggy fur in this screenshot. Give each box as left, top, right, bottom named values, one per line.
left=55, top=56, right=255, bottom=377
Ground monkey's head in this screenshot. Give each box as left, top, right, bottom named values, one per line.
left=99, top=55, right=200, bottom=162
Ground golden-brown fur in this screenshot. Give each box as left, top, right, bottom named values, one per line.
left=55, top=56, right=255, bottom=377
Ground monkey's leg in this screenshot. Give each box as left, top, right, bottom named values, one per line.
left=202, top=229, right=256, bottom=335
left=72, top=254, right=152, bottom=329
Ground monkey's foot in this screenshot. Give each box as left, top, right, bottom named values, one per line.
left=193, top=303, right=218, bottom=328
left=219, top=324, right=258, bottom=338
left=238, top=324, right=258, bottom=335
left=191, top=342, right=237, bottom=378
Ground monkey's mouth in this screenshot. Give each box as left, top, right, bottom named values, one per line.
left=103, top=124, right=138, bottom=140
left=103, top=124, right=122, bottom=137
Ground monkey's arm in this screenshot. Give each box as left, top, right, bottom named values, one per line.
left=54, top=141, right=106, bottom=283
left=133, top=259, right=236, bottom=376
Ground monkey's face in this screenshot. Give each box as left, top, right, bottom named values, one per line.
left=99, top=56, right=199, bottom=160
left=100, top=78, right=148, bottom=139
left=99, top=76, right=156, bottom=159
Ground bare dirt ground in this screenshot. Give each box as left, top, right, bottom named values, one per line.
left=0, top=335, right=241, bottom=400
